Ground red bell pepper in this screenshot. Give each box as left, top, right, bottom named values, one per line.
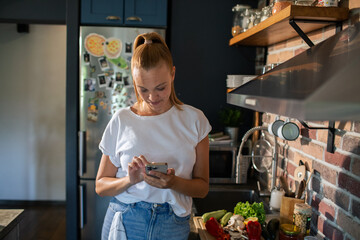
left=205, top=217, right=230, bottom=240
left=246, top=220, right=262, bottom=240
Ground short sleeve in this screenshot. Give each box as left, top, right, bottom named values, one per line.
left=99, top=113, right=121, bottom=168
left=196, top=110, right=212, bottom=143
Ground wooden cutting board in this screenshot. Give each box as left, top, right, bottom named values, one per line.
left=193, top=217, right=216, bottom=240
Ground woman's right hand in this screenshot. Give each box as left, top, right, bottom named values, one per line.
left=127, top=155, right=149, bottom=185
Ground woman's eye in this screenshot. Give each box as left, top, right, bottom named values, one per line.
left=156, top=87, right=165, bottom=91
left=140, top=89, right=148, bottom=93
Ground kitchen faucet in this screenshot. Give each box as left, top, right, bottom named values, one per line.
left=236, top=126, right=278, bottom=195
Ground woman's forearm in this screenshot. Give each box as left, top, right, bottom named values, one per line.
left=95, top=176, right=132, bottom=197
left=171, top=176, right=209, bottom=198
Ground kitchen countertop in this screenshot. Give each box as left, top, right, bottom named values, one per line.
left=0, top=209, right=24, bottom=239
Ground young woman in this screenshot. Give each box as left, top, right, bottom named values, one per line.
left=96, top=32, right=211, bottom=240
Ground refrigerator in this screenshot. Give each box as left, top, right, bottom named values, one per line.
left=78, top=26, right=166, bottom=240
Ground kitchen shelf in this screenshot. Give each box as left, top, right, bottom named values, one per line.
left=229, top=5, right=349, bottom=47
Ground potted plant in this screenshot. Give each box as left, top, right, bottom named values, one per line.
left=218, top=107, right=243, bottom=142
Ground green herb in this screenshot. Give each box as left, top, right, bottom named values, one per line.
left=233, top=201, right=266, bottom=224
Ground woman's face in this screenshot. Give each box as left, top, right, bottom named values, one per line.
left=133, top=61, right=175, bottom=114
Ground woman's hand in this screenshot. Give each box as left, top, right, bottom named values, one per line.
left=127, top=155, right=149, bottom=185
left=144, top=168, right=176, bottom=189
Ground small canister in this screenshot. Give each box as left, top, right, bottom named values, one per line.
left=279, top=224, right=302, bottom=240
left=293, top=203, right=312, bottom=236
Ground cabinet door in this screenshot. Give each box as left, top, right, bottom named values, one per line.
left=124, top=0, right=167, bottom=27
left=81, top=0, right=124, bottom=25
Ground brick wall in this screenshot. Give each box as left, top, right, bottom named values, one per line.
left=256, top=4, right=360, bottom=239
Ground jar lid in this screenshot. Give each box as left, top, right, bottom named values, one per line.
left=280, top=224, right=301, bottom=235
left=232, top=4, right=251, bottom=12
left=294, top=203, right=312, bottom=214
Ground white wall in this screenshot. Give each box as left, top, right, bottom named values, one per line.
left=0, top=24, right=66, bottom=200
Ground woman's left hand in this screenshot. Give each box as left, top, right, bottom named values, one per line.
left=143, top=168, right=176, bottom=189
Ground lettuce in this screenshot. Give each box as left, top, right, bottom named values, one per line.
left=233, top=201, right=266, bottom=224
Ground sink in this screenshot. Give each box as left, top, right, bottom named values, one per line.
left=192, top=186, right=271, bottom=216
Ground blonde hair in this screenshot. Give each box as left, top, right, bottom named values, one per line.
left=131, top=32, right=183, bottom=109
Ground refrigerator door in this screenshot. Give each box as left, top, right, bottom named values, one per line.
left=80, top=180, right=111, bottom=240
left=79, top=26, right=166, bottom=179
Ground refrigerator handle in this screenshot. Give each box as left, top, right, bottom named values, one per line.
left=79, top=184, right=85, bottom=229
left=78, top=131, right=86, bottom=176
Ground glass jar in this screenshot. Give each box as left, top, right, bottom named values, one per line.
left=261, top=6, right=271, bottom=22
left=272, top=0, right=293, bottom=15
left=253, top=10, right=262, bottom=26
left=232, top=4, right=251, bottom=36
left=242, top=8, right=252, bottom=31
left=247, top=9, right=255, bottom=29
left=293, top=203, right=312, bottom=236
left=279, top=224, right=303, bottom=240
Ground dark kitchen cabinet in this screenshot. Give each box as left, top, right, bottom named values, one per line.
left=0, top=0, right=66, bottom=24
left=81, top=0, right=167, bottom=27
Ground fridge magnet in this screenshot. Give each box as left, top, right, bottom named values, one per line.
left=108, top=56, right=128, bottom=69
left=114, top=84, right=123, bottom=93
left=125, top=42, right=132, bottom=53
left=103, top=37, right=122, bottom=59
left=97, top=74, right=107, bottom=88
left=115, top=72, right=122, bottom=82
left=98, top=57, right=110, bottom=71
left=104, top=69, right=114, bottom=77
left=107, top=78, right=114, bottom=90
left=84, top=78, right=96, bottom=92
left=84, top=52, right=90, bottom=65
left=123, top=76, right=130, bottom=86
left=95, top=91, right=106, bottom=99
left=84, top=33, right=106, bottom=57
left=87, top=97, right=99, bottom=122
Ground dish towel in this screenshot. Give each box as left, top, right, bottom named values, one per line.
left=108, top=211, right=127, bottom=240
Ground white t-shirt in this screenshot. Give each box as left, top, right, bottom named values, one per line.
left=99, top=104, right=212, bottom=217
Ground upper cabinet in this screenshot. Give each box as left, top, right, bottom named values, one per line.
left=0, top=0, right=66, bottom=24
left=81, top=0, right=168, bottom=27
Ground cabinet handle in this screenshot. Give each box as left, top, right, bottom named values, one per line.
left=126, top=16, right=142, bottom=22
left=106, top=16, right=121, bottom=21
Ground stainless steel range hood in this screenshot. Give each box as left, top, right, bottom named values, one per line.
left=227, top=22, right=360, bottom=121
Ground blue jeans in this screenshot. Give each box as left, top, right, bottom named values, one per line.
left=102, top=197, right=190, bottom=240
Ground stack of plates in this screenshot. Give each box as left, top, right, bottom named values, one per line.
left=226, top=75, right=257, bottom=88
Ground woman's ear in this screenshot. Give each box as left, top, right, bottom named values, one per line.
left=171, top=66, right=176, bottom=81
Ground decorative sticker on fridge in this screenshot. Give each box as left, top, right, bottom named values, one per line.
left=103, top=37, right=122, bottom=59
left=87, top=97, right=99, bottom=122
left=85, top=33, right=128, bottom=70
left=98, top=57, right=110, bottom=71
left=84, top=33, right=106, bottom=57
left=97, top=74, right=107, bottom=88
left=84, top=78, right=96, bottom=92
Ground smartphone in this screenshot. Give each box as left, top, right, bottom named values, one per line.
left=145, top=162, right=168, bottom=178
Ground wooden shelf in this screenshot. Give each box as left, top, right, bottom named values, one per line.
left=229, top=5, right=349, bottom=47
